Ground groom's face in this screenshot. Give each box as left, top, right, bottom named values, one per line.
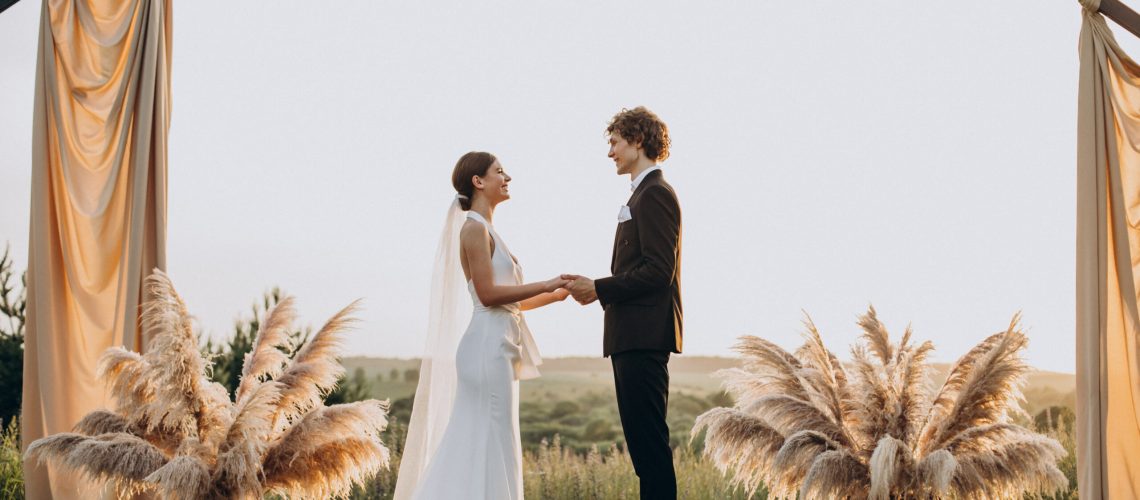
left=607, top=134, right=640, bottom=176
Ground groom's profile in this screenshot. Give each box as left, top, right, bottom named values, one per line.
left=565, top=106, right=682, bottom=500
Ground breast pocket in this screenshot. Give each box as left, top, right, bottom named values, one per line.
left=614, top=221, right=639, bottom=267
left=618, top=220, right=638, bottom=247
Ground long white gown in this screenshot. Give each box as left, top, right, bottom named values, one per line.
left=410, top=211, right=541, bottom=500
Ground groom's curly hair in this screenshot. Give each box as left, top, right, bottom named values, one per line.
left=606, top=107, right=671, bottom=162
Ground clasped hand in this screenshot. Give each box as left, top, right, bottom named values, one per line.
left=559, top=274, right=597, bottom=305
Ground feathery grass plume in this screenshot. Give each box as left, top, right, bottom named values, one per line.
left=849, top=345, right=892, bottom=456
left=857, top=305, right=894, bottom=365
left=799, top=449, right=868, bottom=499
left=145, top=454, right=210, bottom=500
left=919, top=323, right=1029, bottom=456
left=138, top=271, right=208, bottom=439
left=794, top=316, right=849, bottom=425
left=271, top=300, right=360, bottom=430
left=263, top=401, right=391, bottom=498
left=73, top=410, right=129, bottom=436
left=694, top=306, right=1066, bottom=499
left=213, top=380, right=284, bottom=498
left=24, top=271, right=389, bottom=498
left=691, top=407, right=783, bottom=494
left=98, top=348, right=155, bottom=420
left=916, top=448, right=956, bottom=495
left=25, top=432, right=167, bottom=493
left=265, top=437, right=390, bottom=498
left=234, top=297, right=296, bottom=403
left=868, top=436, right=912, bottom=499
left=890, top=340, right=934, bottom=444
left=918, top=317, right=1016, bottom=447
left=741, top=395, right=846, bottom=444
left=771, top=429, right=842, bottom=492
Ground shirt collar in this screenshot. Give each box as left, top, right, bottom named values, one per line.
left=631, top=165, right=662, bottom=192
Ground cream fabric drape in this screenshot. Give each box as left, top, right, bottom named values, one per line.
left=1077, top=1, right=1140, bottom=498
left=20, top=0, right=170, bottom=498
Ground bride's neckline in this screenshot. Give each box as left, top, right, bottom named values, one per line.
left=466, top=211, right=492, bottom=226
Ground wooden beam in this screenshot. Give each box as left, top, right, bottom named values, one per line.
left=1101, top=0, right=1140, bottom=40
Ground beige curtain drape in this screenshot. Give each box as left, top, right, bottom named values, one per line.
left=20, top=0, right=170, bottom=498
left=1077, top=1, right=1140, bottom=498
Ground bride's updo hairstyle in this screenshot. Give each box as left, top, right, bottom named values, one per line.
left=451, top=151, right=498, bottom=211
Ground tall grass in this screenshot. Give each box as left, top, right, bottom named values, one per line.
left=1032, top=407, right=1078, bottom=500
left=0, top=418, right=21, bottom=500
left=348, top=432, right=764, bottom=499
left=0, top=403, right=1080, bottom=499
left=524, top=435, right=764, bottom=500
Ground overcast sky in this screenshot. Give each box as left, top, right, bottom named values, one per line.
left=2, top=1, right=1122, bottom=373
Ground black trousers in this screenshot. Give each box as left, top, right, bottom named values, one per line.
left=612, top=349, right=676, bottom=500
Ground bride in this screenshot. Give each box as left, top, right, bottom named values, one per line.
left=394, top=152, right=571, bottom=499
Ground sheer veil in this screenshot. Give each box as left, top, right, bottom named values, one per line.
left=393, top=196, right=471, bottom=499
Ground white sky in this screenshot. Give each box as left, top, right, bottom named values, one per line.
left=2, top=0, right=1124, bottom=373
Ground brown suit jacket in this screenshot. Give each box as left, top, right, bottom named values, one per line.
left=594, top=169, right=683, bottom=357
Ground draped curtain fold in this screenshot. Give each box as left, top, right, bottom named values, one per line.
left=1076, top=2, right=1140, bottom=498
left=20, top=0, right=170, bottom=497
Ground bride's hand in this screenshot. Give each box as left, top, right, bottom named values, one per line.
left=543, top=277, right=571, bottom=293
left=552, top=288, right=571, bottom=301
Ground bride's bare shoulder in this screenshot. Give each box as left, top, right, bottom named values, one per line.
left=459, top=219, right=490, bottom=243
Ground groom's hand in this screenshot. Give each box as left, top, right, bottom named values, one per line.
left=561, top=274, right=598, bottom=305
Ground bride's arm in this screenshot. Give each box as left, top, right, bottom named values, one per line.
left=463, top=222, right=566, bottom=307
left=519, top=289, right=570, bottom=311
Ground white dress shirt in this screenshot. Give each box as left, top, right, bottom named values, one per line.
left=631, top=165, right=662, bottom=192
left=619, top=165, right=662, bottom=222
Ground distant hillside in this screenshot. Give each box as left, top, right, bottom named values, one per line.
left=525, top=356, right=741, bottom=374
left=344, top=355, right=1075, bottom=415
left=346, top=355, right=1073, bottom=385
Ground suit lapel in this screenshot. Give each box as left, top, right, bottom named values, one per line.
left=631, top=169, right=662, bottom=202
left=611, top=169, right=663, bottom=272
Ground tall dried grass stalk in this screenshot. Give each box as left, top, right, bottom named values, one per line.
left=693, top=306, right=1066, bottom=499
left=24, top=270, right=389, bottom=499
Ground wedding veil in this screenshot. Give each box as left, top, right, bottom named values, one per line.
left=393, top=196, right=471, bottom=499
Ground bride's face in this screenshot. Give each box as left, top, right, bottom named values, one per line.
left=475, top=161, right=511, bottom=203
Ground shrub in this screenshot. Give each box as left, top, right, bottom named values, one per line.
left=24, top=272, right=390, bottom=498
left=694, top=307, right=1067, bottom=499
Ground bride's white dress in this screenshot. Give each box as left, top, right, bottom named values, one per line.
left=410, top=211, right=541, bottom=500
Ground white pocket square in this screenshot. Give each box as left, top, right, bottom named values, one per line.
left=617, top=205, right=632, bottom=222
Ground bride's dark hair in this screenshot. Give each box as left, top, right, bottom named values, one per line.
left=451, top=151, right=498, bottom=211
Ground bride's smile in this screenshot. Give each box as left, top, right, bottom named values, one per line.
left=477, top=162, right=512, bottom=202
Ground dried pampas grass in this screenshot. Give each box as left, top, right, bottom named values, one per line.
left=692, top=306, right=1066, bottom=499
left=25, top=270, right=390, bottom=499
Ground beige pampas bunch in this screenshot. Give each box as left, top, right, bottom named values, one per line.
left=692, top=306, right=1066, bottom=500
left=25, top=270, right=390, bottom=499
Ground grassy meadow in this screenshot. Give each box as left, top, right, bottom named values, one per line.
left=0, top=355, right=1077, bottom=499
left=346, top=355, right=1076, bottom=453
left=337, top=355, right=1077, bottom=500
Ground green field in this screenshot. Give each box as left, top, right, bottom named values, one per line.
left=345, top=355, right=1075, bottom=454
left=0, top=356, right=1076, bottom=499
left=337, top=355, right=1076, bottom=499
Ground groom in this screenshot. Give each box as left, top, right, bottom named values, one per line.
left=564, top=106, right=682, bottom=500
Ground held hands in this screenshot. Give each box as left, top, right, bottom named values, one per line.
left=560, top=274, right=597, bottom=305
left=543, top=277, right=571, bottom=294
left=546, top=277, right=571, bottom=302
